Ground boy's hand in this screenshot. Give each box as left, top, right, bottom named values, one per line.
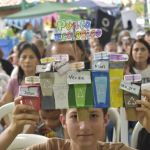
left=11, top=96, right=39, bottom=134
left=136, top=89, right=150, bottom=133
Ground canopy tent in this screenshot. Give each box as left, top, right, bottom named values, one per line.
left=5, top=1, right=77, bottom=19
left=71, top=0, right=120, bottom=17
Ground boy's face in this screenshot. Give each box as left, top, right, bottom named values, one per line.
left=46, top=42, right=76, bottom=62
left=39, top=110, right=61, bottom=130
left=61, top=108, right=108, bottom=147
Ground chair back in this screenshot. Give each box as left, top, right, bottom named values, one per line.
left=0, top=102, right=14, bottom=122
left=7, top=133, right=48, bottom=150
left=108, top=108, right=121, bottom=142
left=131, top=122, right=142, bottom=148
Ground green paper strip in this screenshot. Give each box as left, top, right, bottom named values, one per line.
left=74, top=84, right=86, bottom=107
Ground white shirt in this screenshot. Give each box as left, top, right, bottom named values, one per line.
left=133, top=65, right=150, bottom=84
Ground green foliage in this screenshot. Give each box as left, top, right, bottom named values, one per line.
left=132, top=2, right=144, bottom=16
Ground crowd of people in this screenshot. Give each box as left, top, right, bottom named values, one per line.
left=0, top=21, right=150, bottom=150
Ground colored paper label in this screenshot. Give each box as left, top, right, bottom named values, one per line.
left=109, top=69, right=124, bottom=107
left=124, top=74, right=142, bottom=82
left=53, top=85, right=69, bottom=109
left=93, top=52, right=109, bottom=60
left=68, top=84, right=93, bottom=108
left=109, top=53, right=129, bottom=61
left=40, top=72, right=54, bottom=96
left=75, top=84, right=86, bottom=107
left=92, top=71, right=110, bottom=108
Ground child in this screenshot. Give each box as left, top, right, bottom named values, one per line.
left=36, top=109, right=64, bottom=138
left=24, top=90, right=150, bottom=150
left=126, top=39, right=150, bottom=83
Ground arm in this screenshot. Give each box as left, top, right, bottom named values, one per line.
left=0, top=96, right=39, bottom=150
left=0, top=91, right=13, bottom=106
left=136, top=89, right=150, bottom=133
left=0, top=78, right=17, bottom=106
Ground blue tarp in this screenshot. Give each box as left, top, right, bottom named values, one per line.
left=0, top=38, right=19, bottom=58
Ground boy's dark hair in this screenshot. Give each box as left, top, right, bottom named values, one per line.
left=61, top=108, right=108, bottom=116
left=145, top=30, right=150, bottom=36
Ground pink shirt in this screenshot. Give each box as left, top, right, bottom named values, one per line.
left=7, top=78, right=19, bottom=99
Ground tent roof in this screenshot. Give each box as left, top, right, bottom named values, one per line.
left=6, top=2, right=77, bottom=19
left=71, top=0, right=120, bottom=16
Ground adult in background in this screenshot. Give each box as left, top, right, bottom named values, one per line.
left=0, top=41, right=41, bottom=106
left=0, top=48, right=14, bottom=76
left=21, top=23, right=34, bottom=42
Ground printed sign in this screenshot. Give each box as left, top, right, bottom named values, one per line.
left=120, top=80, right=141, bottom=95
left=67, top=71, right=91, bottom=84
left=54, top=19, right=102, bottom=41
left=93, top=52, right=109, bottom=60
left=124, top=91, right=139, bottom=108
left=40, top=57, right=55, bottom=64
left=56, top=20, right=91, bottom=32
left=70, top=62, right=85, bottom=70
left=54, top=29, right=102, bottom=41
left=25, top=76, right=40, bottom=84
left=109, top=53, right=129, bottom=62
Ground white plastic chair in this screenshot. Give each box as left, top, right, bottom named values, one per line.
left=0, top=102, right=14, bottom=122
left=107, top=108, right=121, bottom=142
left=130, top=122, right=142, bottom=148
left=0, top=102, right=33, bottom=133
left=7, top=133, right=48, bottom=150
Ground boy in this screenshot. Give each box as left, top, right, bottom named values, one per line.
left=37, top=109, right=64, bottom=138
left=25, top=90, right=150, bottom=150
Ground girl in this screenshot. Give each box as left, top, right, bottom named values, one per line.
left=0, top=41, right=41, bottom=106
left=126, top=38, right=150, bottom=83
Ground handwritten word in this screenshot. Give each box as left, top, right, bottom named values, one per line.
left=19, top=86, right=39, bottom=97
left=92, top=61, right=109, bottom=71
left=120, top=80, right=140, bottom=95
left=67, top=71, right=91, bottom=84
